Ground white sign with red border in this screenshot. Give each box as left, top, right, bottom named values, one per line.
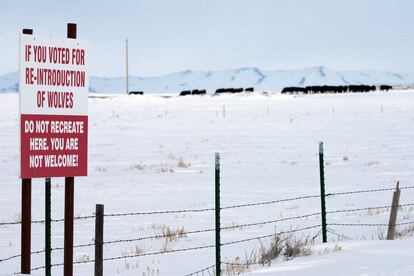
left=19, top=34, right=89, bottom=178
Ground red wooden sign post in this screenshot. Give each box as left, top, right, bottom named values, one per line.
left=21, top=28, right=33, bottom=276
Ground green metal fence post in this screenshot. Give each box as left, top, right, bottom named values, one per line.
left=45, top=178, right=51, bottom=276
left=215, top=153, right=221, bottom=276
left=319, top=142, right=327, bottom=243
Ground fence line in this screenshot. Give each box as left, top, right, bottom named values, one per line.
left=27, top=225, right=320, bottom=273
left=2, top=185, right=414, bottom=227
left=2, top=205, right=413, bottom=261
left=0, top=212, right=321, bottom=263
left=2, top=182, right=414, bottom=274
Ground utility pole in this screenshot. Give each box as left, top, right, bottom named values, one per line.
left=125, top=38, right=129, bottom=94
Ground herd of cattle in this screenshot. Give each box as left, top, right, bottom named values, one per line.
left=179, top=87, right=254, bottom=96
left=127, top=84, right=393, bottom=96
left=281, top=85, right=392, bottom=94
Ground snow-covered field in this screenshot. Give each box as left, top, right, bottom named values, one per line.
left=1, top=91, right=414, bottom=275
left=248, top=238, right=414, bottom=276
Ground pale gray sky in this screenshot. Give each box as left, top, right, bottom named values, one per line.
left=1, top=0, right=413, bottom=76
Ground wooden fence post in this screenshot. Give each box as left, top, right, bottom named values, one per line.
left=45, top=178, right=52, bottom=276
left=21, top=28, right=33, bottom=275
left=387, top=181, right=401, bottom=240
left=94, top=204, right=104, bottom=276
left=64, top=22, right=77, bottom=276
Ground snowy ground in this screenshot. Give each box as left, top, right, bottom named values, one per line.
left=1, top=91, right=414, bottom=275
left=248, top=238, right=414, bottom=276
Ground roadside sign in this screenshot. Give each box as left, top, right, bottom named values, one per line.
left=19, top=34, right=88, bottom=178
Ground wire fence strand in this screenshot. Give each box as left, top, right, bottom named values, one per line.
left=4, top=184, right=414, bottom=273
left=183, top=264, right=215, bottom=276
left=221, top=195, right=321, bottom=210
left=329, top=220, right=414, bottom=227
left=2, top=185, right=413, bottom=226
left=221, top=225, right=322, bottom=247
left=326, top=185, right=414, bottom=197
left=0, top=215, right=95, bottom=226
left=327, top=203, right=414, bottom=215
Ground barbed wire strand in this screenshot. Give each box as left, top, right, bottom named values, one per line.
left=327, top=185, right=414, bottom=197
left=329, top=220, right=414, bottom=227
left=221, top=195, right=321, bottom=210
left=0, top=249, right=46, bottom=263
left=222, top=261, right=263, bottom=266
left=3, top=185, right=414, bottom=226
left=0, top=215, right=95, bottom=226
left=327, top=203, right=414, bottom=215
left=97, top=212, right=321, bottom=247
left=221, top=212, right=321, bottom=231
left=221, top=225, right=322, bottom=247
left=327, top=228, right=354, bottom=241
left=29, top=225, right=320, bottom=272
left=30, top=243, right=217, bottom=271
left=3, top=212, right=316, bottom=264
left=183, top=264, right=215, bottom=276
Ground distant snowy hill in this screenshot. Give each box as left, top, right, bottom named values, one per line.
left=2, top=66, right=414, bottom=94
left=0, top=71, right=19, bottom=93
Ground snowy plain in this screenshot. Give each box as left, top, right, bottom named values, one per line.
left=1, top=90, right=414, bottom=275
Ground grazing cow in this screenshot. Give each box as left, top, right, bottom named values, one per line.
left=215, top=88, right=243, bottom=94
left=128, top=91, right=144, bottom=95
left=179, top=90, right=191, bottom=96
left=291, top=84, right=380, bottom=94
left=282, top=87, right=306, bottom=94
left=192, top=89, right=207, bottom=95
left=380, top=85, right=392, bottom=92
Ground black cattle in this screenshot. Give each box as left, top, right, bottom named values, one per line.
left=192, top=89, right=207, bottom=95
left=179, top=90, right=191, bottom=96
left=286, top=84, right=380, bottom=94
left=380, top=85, right=392, bottom=92
left=128, top=91, right=144, bottom=95
left=348, top=85, right=375, bottom=93
left=231, top=88, right=244, bottom=93
left=244, top=87, right=254, bottom=92
left=215, top=88, right=243, bottom=94
left=281, top=87, right=306, bottom=94
left=215, top=88, right=226, bottom=94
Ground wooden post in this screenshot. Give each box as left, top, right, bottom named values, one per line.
left=387, top=181, right=401, bottom=240
left=125, top=38, right=129, bottom=94
left=21, top=28, right=33, bottom=275
left=64, top=23, right=77, bottom=276
left=94, top=204, right=104, bottom=276
left=21, top=179, right=31, bottom=274
left=45, top=178, right=52, bottom=276
left=64, top=177, right=74, bottom=276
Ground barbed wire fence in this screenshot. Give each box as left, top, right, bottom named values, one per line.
left=1, top=150, right=414, bottom=275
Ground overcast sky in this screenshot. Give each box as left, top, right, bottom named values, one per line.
left=1, top=0, right=413, bottom=77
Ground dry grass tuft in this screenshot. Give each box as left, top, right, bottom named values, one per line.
left=158, top=226, right=187, bottom=242
left=177, top=158, right=190, bottom=168
left=259, top=232, right=314, bottom=264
